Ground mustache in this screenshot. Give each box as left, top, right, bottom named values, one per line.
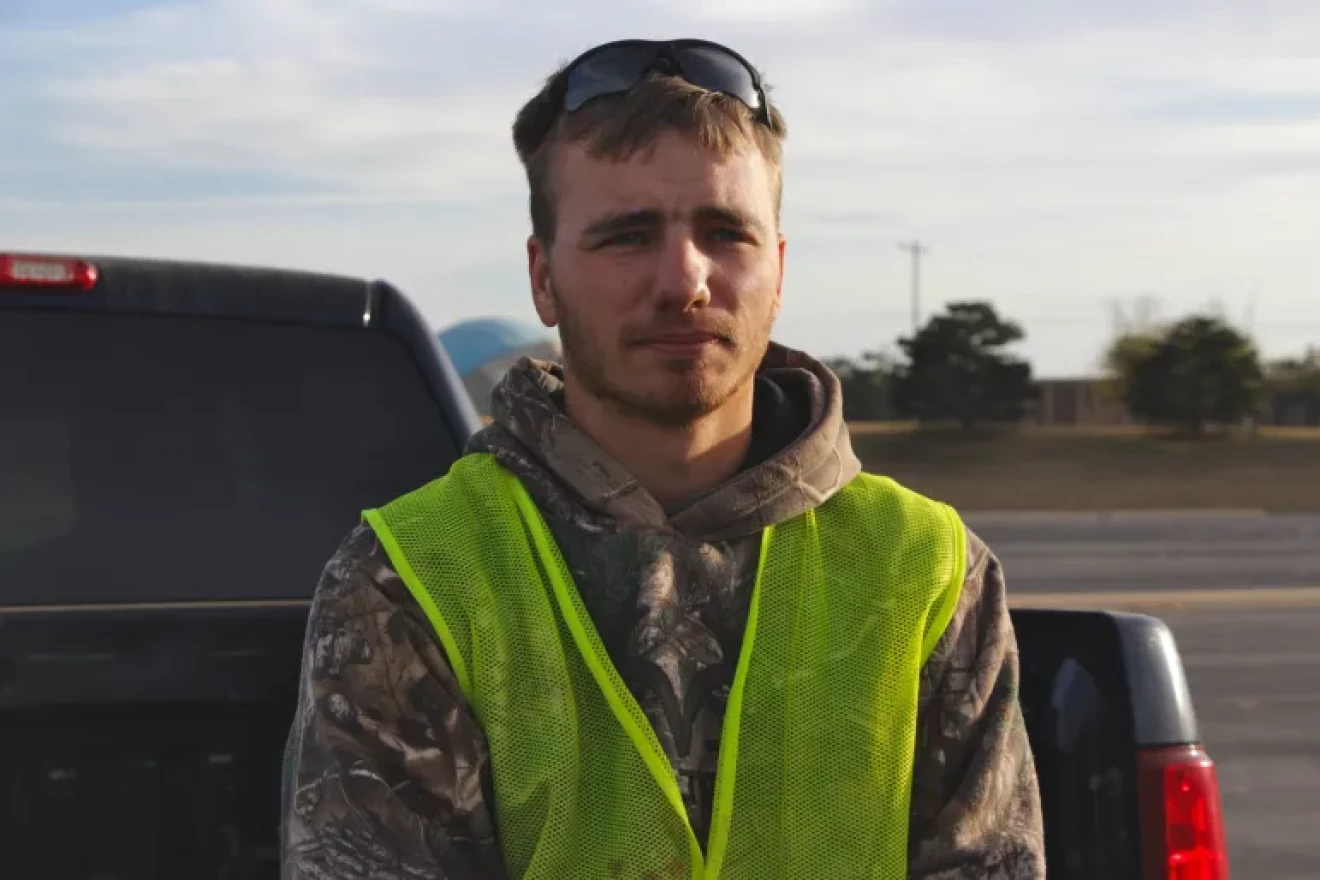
left=623, top=319, right=738, bottom=346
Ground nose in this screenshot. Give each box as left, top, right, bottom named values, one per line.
left=653, top=232, right=712, bottom=312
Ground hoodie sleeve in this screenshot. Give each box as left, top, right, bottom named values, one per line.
left=906, top=528, right=1047, bottom=879
left=280, top=524, right=508, bottom=880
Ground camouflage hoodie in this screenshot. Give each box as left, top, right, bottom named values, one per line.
left=280, top=343, right=1045, bottom=879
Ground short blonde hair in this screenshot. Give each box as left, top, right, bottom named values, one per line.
left=512, top=67, right=788, bottom=243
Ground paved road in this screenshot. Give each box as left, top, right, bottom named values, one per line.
left=978, top=512, right=1320, bottom=878
left=966, top=511, right=1320, bottom=593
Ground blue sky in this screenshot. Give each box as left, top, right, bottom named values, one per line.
left=4, top=0, right=1320, bottom=376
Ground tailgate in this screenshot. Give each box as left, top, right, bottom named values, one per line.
left=0, top=606, right=306, bottom=879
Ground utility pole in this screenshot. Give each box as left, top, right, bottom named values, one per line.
left=898, top=240, right=928, bottom=333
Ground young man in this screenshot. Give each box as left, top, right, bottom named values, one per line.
left=281, top=39, right=1045, bottom=879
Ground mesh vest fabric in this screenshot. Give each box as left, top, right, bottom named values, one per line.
left=364, top=453, right=967, bottom=880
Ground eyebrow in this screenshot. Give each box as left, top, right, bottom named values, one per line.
left=696, top=205, right=768, bottom=237
left=581, top=206, right=768, bottom=240
left=581, top=209, right=663, bottom=240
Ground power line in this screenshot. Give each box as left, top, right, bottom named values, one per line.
left=897, top=240, right=928, bottom=333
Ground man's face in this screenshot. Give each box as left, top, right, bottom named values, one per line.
left=528, top=129, right=785, bottom=426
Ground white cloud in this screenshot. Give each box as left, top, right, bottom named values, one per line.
left=24, top=0, right=530, bottom=200
left=8, top=0, right=1320, bottom=373
left=49, top=58, right=526, bottom=199
left=652, top=0, right=864, bottom=22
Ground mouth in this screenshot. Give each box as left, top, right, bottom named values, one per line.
left=636, top=332, right=726, bottom=356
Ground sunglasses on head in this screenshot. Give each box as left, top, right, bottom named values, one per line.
left=557, top=38, right=771, bottom=123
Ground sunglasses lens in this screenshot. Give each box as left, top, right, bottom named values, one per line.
left=564, top=45, right=658, bottom=111
left=675, top=46, right=762, bottom=110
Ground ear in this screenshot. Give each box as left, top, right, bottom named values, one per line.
left=528, top=234, right=559, bottom=327
left=772, top=233, right=786, bottom=319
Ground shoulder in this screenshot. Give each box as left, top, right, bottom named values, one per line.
left=303, top=522, right=444, bottom=677
left=842, top=471, right=960, bottom=518
left=310, top=522, right=416, bottom=622
left=830, top=472, right=967, bottom=566
left=368, top=452, right=507, bottom=523
left=847, top=470, right=955, bottom=506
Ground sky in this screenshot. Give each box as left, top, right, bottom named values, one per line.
left=4, top=0, right=1320, bottom=377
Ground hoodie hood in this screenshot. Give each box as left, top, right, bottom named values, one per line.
left=467, top=341, right=862, bottom=542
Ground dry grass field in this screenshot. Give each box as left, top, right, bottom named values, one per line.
left=849, top=423, right=1320, bottom=511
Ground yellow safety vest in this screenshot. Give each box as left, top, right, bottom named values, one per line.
left=365, top=453, right=967, bottom=879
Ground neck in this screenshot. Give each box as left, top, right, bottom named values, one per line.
left=563, top=381, right=756, bottom=511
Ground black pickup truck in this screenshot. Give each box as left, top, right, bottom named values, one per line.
left=0, top=252, right=1229, bottom=879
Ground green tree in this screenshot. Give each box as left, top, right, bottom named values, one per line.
left=1098, top=329, right=1160, bottom=409
left=890, top=301, right=1036, bottom=429
left=1107, top=315, right=1264, bottom=434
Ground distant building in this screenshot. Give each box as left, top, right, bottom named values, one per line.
left=1266, top=389, right=1320, bottom=426
left=1031, top=376, right=1320, bottom=428
left=438, top=317, right=561, bottom=417
left=1031, top=378, right=1131, bottom=426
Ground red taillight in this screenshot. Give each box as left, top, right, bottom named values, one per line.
left=1138, top=745, right=1230, bottom=879
left=0, top=253, right=98, bottom=292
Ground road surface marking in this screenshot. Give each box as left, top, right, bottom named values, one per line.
left=1179, top=651, right=1320, bottom=669
left=966, top=509, right=1270, bottom=524
left=1009, top=586, right=1320, bottom=610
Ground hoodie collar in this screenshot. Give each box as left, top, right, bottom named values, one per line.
left=468, top=342, right=862, bottom=542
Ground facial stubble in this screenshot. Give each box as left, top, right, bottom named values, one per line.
left=548, top=278, right=773, bottom=428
